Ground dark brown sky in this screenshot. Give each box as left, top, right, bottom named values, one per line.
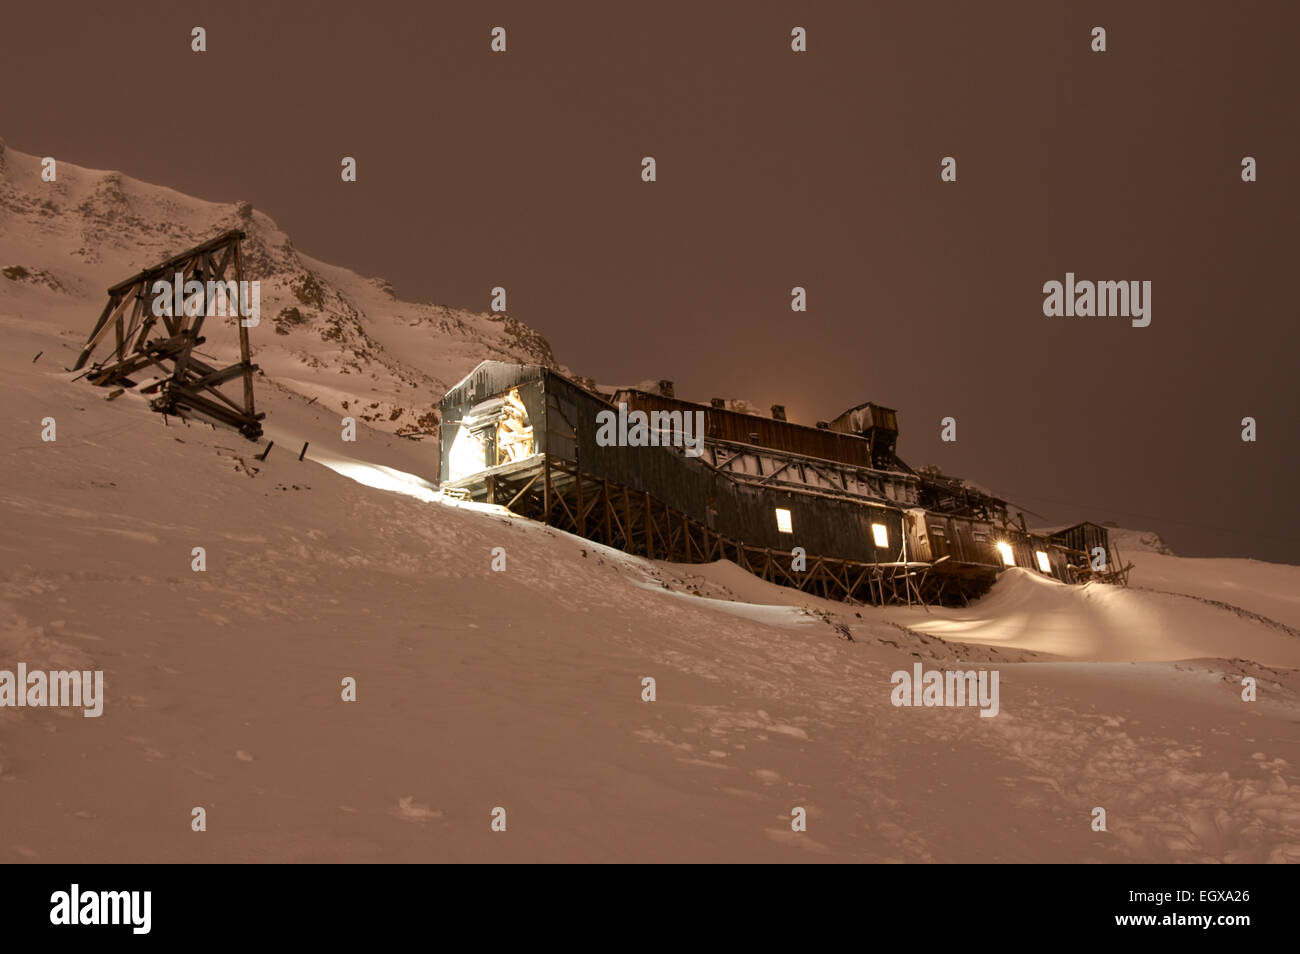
left=3, top=1, right=1297, bottom=562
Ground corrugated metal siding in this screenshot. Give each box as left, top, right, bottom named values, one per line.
left=904, top=510, right=933, bottom=563
left=441, top=361, right=545, bottom=410
left=440, top=369, right=550, bottom=480
left=439, top=364, right=1092, bottom=583
left=539, top=375, right=904, bottom=563
left=924, top=516, right=953, bottom=562
left=945, top=518, right=997, bottom=566
left=1049, top=522, right=1111, bottom=556
left=613, top=390, right=874, bottom=469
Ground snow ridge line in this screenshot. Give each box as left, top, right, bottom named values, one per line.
left=1130, top=585, right=1300, bottom=639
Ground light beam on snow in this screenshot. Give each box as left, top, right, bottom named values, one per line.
left=310, top=450, right=441, bottom=503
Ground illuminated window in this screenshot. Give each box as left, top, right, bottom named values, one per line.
left=775, top=508, right=793, bottom=533
left=995, top=541, right=1016, bottom=566
left=871, top=523, right=889, bottom=548
left=1035, top=550, right=1051, bottom=574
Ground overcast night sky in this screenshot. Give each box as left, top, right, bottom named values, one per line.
left=2, top=0, right=1297, bottom=562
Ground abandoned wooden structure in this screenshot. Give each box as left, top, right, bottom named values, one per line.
left=1046, top=522, right=1134, bottom=586
left=73, top=230, right=264, bottom=439
left=438, top=361, right=1114, bottom=607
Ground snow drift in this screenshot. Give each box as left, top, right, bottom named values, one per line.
left=1, top=138, right=1298, bottom=863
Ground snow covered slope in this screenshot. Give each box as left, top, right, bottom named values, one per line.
left=2, top=304, right=1298, bottom=863
left=883, top=567, right=1300, bottom=665
left=2, top=141, right=1298, bottom=863
left=0, top=137, right=559, bottom=449
left=1108, top=526, right=1177, bottom=556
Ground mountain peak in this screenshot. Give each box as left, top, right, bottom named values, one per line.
left=0, top=139, right=563, bottom=441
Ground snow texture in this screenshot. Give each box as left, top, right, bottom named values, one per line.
left=1, top=141, right=1297, bottom=863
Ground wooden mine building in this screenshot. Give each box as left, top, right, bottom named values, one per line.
left=437, top=361, right=1110, bottom=606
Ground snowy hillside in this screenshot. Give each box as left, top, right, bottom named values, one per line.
left=2, top=304, right=1298, bottom=862
left=0, top=137, right=560, bottom=449
left=1, top=141, right=1298, bottom=863
left=884, top=566, right=1300, bottom=664
left=1107, top=526, right=1177, bottom=556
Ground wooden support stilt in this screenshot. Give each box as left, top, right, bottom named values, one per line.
left=447, top=457, right=983, bottom=609
left=644, top=492, right=654, bottom=559
left=73, top=230, right=264, bottom=439
left=603, top=479, right=613, bottom=546
left=543, top=456, right=551, bottom=524
left=575, top=462, right=584, bottom=537
left=624, top=487, right=633, bottom=553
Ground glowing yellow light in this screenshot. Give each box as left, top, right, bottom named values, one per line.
left=495, top=388, right=535, bottom=465
left=872, top=523, right=889, bottom=548
left=996, top=541, right=1015, bottom=566
left=1035, top=550, right=1051, bottom=574
left=775, top=508, right=793, bottom=534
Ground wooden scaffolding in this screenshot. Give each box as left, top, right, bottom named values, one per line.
left=72, top=230, right=264, bottom=440
left=466, top=455, right=993, bottom=607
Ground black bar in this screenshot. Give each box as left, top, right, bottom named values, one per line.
left=0, top=864, right=1283, bottom=942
